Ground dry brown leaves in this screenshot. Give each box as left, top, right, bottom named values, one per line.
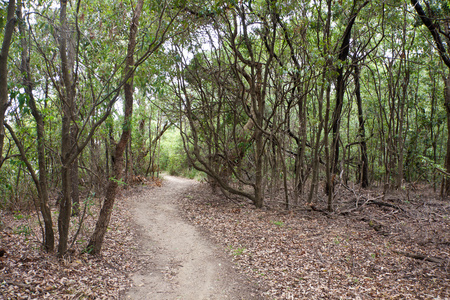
left=2, top=179, right=448, bottom=299
left=0, top=182, right=159, bottom=299
left=180, top=184, right=450, bottom=299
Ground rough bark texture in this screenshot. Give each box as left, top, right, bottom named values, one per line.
left=0, top=0, right=16, bottom=167
left=87, top=0, right=144, bottom=255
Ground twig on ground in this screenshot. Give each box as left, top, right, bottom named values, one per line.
left=393, top=250, right=445, bottom=264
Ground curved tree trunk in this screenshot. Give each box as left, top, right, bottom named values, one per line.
left=87, top=0, right=144, bottom=255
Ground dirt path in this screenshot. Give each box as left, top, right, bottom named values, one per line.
left=125, top=175, right=262, bottom=300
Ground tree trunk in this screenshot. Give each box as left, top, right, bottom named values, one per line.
left=71, top=127, right=80, bottom=215
left=308, top=73, right=326, bottom=204
left=57, top=0, right=76, bottom=256
left=17, top=2, right=54, bottom=252
left=0, top=0, right=16, bottom=167
left=410, top=0, right=450, bottom=69
left=325, top=85, right=333, bottom=211
left=331, top=1, right=368, bottom=175
left=137, top=121, right=171, bottom=172
left=354, top=65, right=369, bottom=188
left=395, top=69, right=409, bottom=189
left=443, top=76, right=450, bottom=195
left=254, top=128, right=264, bottom=208
left=410, top=0, right=450, bottom=195
left=87, top=0, right=144, bottom=255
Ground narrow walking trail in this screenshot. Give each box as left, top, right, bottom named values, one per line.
left=125, top=175, right=261, bottom=300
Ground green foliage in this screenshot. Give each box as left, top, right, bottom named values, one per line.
left=0, top=0, right=449, bottom=237
left=109, top=176, right=127, bottom=186
left=14, top=224, right=31, bottom=237
left=419, top=156, right=449, bottom=178
left=159, top=128, right=196, bottom=177
left=333, top=236, right=341, bottom=245
left=271, top=220, right=284, bottom=227
left=0, top=173, right=12, bottom=209
left=13, top=211, right=27, bottom=221
left=228, top=245, right=246, bottom=256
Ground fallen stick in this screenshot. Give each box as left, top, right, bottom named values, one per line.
left=393, top=250, right=444, bottom=264
left=368, top=200, right=405, bottom=212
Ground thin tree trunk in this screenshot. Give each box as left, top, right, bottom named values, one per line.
left=58, top=0, right=76, bottom=256
left=324, top=0, right=333, bottom=210
left=443, top=76, right=450, bottom=195
left=396, top=7, right=409, bottom=189
left=71, top=127, right=80, bottom=215
left=253, top=64, right=266, bottom=209
left=0, top=0, right=16, bottom=167
left=308, top=77, right=325, bottom=204
left=254, top=128, right=264, bottom=208
left=396, top=70, right=409, bottom=189
left=87, top=0, right=144, bottom=255
left=325, top=85, right=333, bottom=212
left=331, top=1, right=369, bottom=175
left=17, top=2, right=54, bottom=251
left=354, top=65, right=369, bottom=188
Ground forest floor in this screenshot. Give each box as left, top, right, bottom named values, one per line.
left=0, top=175, right=262, bottom=300
left=180, top=182, right=450, bottom=299
left=1, top=175, right=449, bottom=299
left=123, top=175, right=262, bottom=299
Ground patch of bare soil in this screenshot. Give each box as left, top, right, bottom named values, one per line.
left=0, top=176, right=264, bottom=299
left=2, top=177, right=448, bottom=299
left=125, top=175, right=263, bottom=300
left=180, top=183, right=450, bottom=299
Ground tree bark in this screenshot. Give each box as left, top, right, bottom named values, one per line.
left=58, top=0, right=77, bottom=256
left=395, top=68, right=409, bottom=189
left=354, top=65, right=369, bottom=188
left=410, top=0, right=450, bottom=69
left=443, top=76, right=450, bottom=195
left=17, top=2, right=54, bottom=252
left=87, top=0, right=144, bottom=255
left=331, top=0, right=369, bottom=175
left=137, top=121, right=171, bottom=171
left=410, top=0, right=450, bottom=195
left=0, top=0, right=16, bottom=167
left=71, top=126, right=80, bottom=215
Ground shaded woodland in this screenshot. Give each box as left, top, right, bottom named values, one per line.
left=0, top=0, right=448, bottom=268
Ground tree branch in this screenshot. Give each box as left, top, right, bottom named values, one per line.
left=411, top=0, right=450, bottom=68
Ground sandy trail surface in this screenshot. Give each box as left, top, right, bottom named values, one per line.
left=125, top=175, right=262, bottom=300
